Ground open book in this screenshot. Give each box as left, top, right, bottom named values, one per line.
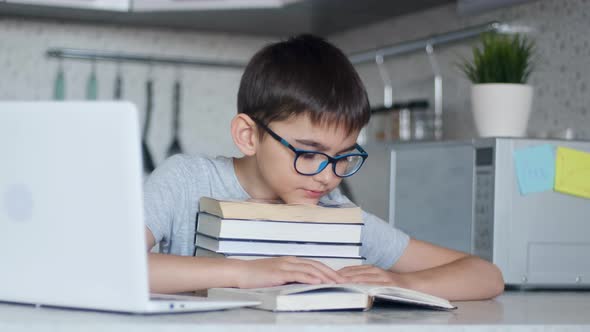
left=208, top=283, right=456, bottom=312
left=199, top=196, right=362, bottom=223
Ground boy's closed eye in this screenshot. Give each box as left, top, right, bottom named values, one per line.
left=300, top=153, right=318, bottom=160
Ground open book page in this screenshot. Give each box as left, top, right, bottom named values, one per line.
left=209, top=283, right=455, bottom=311
left=242, top=283, right=361, bottom=296
left=349, top=284, right=455, bottom=310
left=257, top=284, right=455, bottom=310
left=208, top=284, right=370, bottom=312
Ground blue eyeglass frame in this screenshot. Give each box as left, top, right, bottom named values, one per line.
left=252, top=118, right=368, bottom=178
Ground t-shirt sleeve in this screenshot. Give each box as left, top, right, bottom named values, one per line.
left=322, top=187, right=410, bottom=269
left=143, top=155, right=189, bottom=251
left=360, top=211, right=410, bottom=269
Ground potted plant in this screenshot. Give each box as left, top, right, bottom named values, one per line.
left=459, top=33, right=535, bottom=137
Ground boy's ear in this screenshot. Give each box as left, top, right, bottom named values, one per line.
left=231, top=113, right=259, bottom=156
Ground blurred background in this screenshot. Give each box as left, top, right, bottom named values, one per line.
left=0, top=0, right=588, bottom=166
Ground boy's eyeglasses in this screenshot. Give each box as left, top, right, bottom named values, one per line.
left=252, top=118, right=368, bottom=178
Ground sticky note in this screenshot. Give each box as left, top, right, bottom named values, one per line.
left=513, top=145, right=556, bottom=195
left=555, top=147, right=590, bottom=199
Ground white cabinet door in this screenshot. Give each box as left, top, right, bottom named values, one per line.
left=5, top=0, right=130, bottom=11
left=131, top=0, right=300, bottom=12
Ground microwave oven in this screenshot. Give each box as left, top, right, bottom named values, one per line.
left=344, top=138, right=590, bottom=287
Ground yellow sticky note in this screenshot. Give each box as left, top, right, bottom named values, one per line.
left=554, top=147, right=590, bottom=199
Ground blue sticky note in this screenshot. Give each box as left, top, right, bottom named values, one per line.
left=513, top=145, right=556, bottom=195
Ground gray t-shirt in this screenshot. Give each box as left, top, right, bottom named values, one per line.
left=144, top=154, right=410, bottom=269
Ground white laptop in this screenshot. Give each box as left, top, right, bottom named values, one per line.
left=0, top=102, right=259, bottom=313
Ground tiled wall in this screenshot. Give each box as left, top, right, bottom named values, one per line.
left=330, top=0, right=590, bottom=141
left=0, top=17, right=271, bottom=162
left=1, top=0, right=588, bottom=165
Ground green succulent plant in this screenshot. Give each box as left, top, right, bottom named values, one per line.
left=458, top=33, right=535, bottom=84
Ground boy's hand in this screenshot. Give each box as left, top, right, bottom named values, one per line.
left=338, top=265, right=410, bottom=287
left=233, top=256, right=347, bottom=289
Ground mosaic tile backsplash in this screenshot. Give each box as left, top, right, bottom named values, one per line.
left=331, top=0, right=590, bottom=141
left=0, top=18, right=271, bottom=161
left=0, top=0, right=588, bottom=166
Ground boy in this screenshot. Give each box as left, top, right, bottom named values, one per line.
left=144, top=35, right=504, bottom=300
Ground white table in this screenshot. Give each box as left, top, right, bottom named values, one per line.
left=1, top=291, right=589, bottom=331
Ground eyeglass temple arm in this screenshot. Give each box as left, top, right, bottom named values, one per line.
left=355, top=143, right=368, bottom=155
left=253, top=118, right=298, bottom=152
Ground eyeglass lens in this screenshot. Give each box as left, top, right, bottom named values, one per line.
left=295, top=152, right=363, bottom=176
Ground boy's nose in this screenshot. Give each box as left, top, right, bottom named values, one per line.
left=312, top=163, right=337, bottom=184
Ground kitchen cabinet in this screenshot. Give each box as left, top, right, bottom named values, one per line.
left=5, top=0, right=129, bottom=11
left=0, top=0, right=455, bottom=37
left=131, top=0, right=300, bottom=12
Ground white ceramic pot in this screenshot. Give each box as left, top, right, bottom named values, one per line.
left=471, top=83, right=533, bottom=137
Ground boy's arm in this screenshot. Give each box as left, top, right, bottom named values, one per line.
left=145, top=228, right=346, bottom=293
left=339, top=238, right=504, bottom=301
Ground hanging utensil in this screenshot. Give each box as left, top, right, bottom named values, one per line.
left=166, top=71, right=183, bottom=157
left=426, top=43, right=443, bottom=140
left=86, top=61, right=98, bottom=100
left=375, top=54, right=393, bottom=109
left=142, top=73, right=156, bottom=174
left=53, top=60, right=66, bottom=100
left=371, top=55, right=395, bottom=141
left=114, top=62, right=123, bottom=100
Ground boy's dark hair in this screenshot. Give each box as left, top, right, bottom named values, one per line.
left=237, top=34, right=370, bottom=138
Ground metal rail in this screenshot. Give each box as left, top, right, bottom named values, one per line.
left=46, top=48, right=246, bottom=69
left=348, top=21, right=505, bottom=64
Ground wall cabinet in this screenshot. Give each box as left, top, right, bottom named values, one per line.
left=130, top=0, right=300, bottom=12
left=5, top=0, right=129, bottom=11
left=4, top=0, right=301, bottom=12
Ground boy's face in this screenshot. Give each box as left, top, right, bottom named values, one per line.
left=254, top=114, right=360, bottom=205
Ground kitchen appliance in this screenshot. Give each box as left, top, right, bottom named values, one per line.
left=345, top=138, right=590, bottom=287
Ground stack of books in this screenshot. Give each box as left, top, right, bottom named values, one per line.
left=194, top=196, right=365, bottom=270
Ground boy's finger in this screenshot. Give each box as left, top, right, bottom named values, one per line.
left=294, top=258, right=347, bottom=283
left=284, top=271, right=322, bottom=285
left=286, top=262, right=338, bottom=284
left=344, top=273, right=384, bottom=284
left=338, top=265, right=373, bottom=274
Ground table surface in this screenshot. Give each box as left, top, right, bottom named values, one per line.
left=1, top=290, right=590, bottom=332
